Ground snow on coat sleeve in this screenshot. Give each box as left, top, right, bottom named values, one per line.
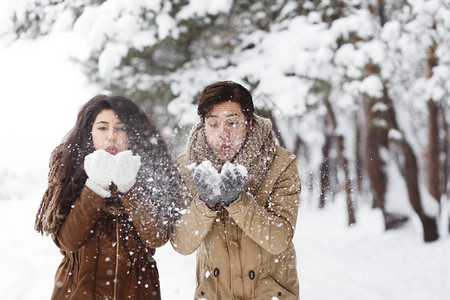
left=120, top=186, right=169, bottom=248
left=225, top=155, right=301, bottom=255
left=171, top=196, right=218, bottom=255
left=170, top=155, right=219, bottom=255
left=55, top=187, right=106, bottom=252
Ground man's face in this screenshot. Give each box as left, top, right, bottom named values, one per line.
left=204, top=101, right=249, bottom=162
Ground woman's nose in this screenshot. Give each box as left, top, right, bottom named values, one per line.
left=107, top=129, right=116, bottom=141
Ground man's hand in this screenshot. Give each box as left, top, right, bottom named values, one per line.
left=220, top=163, right=248, bottom=206
left=190, top=161, right=221, bottom=207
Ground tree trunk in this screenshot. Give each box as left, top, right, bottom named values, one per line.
left=382, top=86, right=439, bottom=241
left=318, top=99, right=354, bottom=216
left=364, top=97, right=387, bottom=211
left=319, top=136, right=331, bottom=208
left=402, top=142, right=439, bottom=241
left=425, top=43, right=441, bottom=203
left=355, top=112, right=363, bottom=193
left=337, top=135, right=356, bottom=225
left=377, top=0, right=386, bottom=26
left=368, top=0, right=437, bottom=240
left=442, top=109, right=449, bottom=197
left=293, top=135, right=304, bottom=158
left=442, top=109, right=450, bottom=234
left=319, top=99, right=337, bottom=208
left=427, top=100, right=441, bottom=203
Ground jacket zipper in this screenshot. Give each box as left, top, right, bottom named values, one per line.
left=113, top=217, right=119, bottom=300
left=249, top=270, right=255, bottom=300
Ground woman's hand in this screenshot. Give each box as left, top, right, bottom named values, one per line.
left=112, top=150, right=141, bottom=193
left=84, top=150, right=115, bottom=198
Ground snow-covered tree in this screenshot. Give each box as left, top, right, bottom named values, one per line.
left=7, top=0, right=450, bottom=241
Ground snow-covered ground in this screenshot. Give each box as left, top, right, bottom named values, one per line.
left=1, top=195, right=449, bottom=300
left=0, top=20, right=449, bottom=300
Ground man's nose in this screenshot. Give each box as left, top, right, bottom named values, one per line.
left=219, top=125, right=230, bottom=139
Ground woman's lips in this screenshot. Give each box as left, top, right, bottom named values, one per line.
left=105, top=146, right=118, bottom=155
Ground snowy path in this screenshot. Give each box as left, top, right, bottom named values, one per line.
left=297, top=203, right=450, bottom=300
left=1, top=195, right=449, bottom=300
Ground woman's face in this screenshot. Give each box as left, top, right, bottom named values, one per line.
left=204, top=101, right=250, bottom=162
left=91, top=109, right=128, bottom=155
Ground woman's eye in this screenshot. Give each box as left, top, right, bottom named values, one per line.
left=97, top=126, right=108, bottom=130
left=208, top=123, right=219, bottom=128
left=116, top=127, right=127, bottom=132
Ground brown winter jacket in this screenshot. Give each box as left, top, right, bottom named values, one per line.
left=172, top=145, right=301, bottom=300
left=45, top=146, right=169, bottom=300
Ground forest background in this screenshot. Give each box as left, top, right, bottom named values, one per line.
left=0, top=0, right=449, bottom=299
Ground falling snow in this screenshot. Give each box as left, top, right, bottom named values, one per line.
left=0, top=1, right=449, bottom=299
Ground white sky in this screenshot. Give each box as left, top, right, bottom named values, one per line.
left=0, top=32, right=98, bottom=170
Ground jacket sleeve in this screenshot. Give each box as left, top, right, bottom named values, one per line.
left=171, top=195, right=218, bottom=255
left=120, top=187, right=170, bottom=248
left=225, top=156, right=301, bottom=255
left=54, top=187, right=106, bottom=252
left=170, top=155, right=218, bottom=255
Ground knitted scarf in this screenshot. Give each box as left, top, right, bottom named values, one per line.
left=186, top=115, right=276, bottom=196
left=35, top=145, right=125, bottom=236
left=35, top=145, right=66, bottom=235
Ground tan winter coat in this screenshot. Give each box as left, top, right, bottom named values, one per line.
left=44, top=146, right=169, bottom=300
left=172, top=145, right=301, bottom=300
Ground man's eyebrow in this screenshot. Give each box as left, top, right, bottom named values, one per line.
left=206, top=113, right=241, bottom=118
left=226, top=113, right=241, bottom=118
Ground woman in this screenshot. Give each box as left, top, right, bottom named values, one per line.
left=35, top=94, right=182, bottom=300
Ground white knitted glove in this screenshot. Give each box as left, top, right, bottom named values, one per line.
left=84, top=150, right=115, bottom=198
left=112, top=150, right=141, bottom=193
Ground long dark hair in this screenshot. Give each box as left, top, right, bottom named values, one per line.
left=48, top=94, right=182, bottom=228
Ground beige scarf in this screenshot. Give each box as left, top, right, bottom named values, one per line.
left=186, top=115, right=276, bottom=196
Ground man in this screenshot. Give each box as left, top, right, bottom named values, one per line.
left=172, top=81, right=301, bottom=299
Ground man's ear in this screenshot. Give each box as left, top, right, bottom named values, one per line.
left=248, top=117, right=253, bottom=128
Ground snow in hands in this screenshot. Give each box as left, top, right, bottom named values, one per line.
left=188, top=161, right=248, bottom=206
left=220, top=162, right=248, bottom=206
left=112, top=150, right=142, bottom=193
left=85, top=149, right=141, bottom=197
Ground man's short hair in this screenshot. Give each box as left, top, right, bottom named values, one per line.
left=197, top=81, right=254, bottom=122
